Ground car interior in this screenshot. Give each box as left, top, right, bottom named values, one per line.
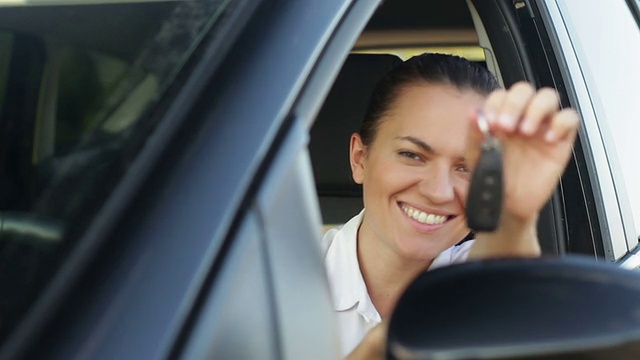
left=309, top=0, right=563, bottom=253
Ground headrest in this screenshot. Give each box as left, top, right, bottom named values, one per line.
left=310, top=53, right=403, bottom=197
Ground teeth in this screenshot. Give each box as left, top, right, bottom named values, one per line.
left=402, top=205, right=447, bottom=225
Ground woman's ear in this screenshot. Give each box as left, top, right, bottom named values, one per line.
left=350, top=133, right=366, bottom=184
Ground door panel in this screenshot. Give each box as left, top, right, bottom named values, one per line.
left=179, top=211, right=279, bottom=360
left=256, top=117, right=340, bottom=359
left=539, top=0, right=632, bottom=260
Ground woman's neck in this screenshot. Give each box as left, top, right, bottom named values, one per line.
left=356, top=224, right=433, bottom=319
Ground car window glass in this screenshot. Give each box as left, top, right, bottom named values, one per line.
left=559, top=0, right=640, bottom=244
left=0, top=33, right=10, bottom=115
left=0, top=0, right=233, bottom=344
left=53, top=48, right=157, bottom=156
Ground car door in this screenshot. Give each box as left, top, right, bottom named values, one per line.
left=465, top=0, right=640, bottom=266
left=526, top=0, right=640, bottom=266
left=0, top=0, right=384, bottom=359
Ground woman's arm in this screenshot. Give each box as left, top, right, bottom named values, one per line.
left=345, top=321, right=388, bottom=360
left=467, top=82, right=579, bottom=260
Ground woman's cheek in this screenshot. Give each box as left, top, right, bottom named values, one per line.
left=454, top=178, right=470, bottom=207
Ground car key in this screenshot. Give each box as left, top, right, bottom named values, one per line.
left=465, top=113, right=503, bottom=232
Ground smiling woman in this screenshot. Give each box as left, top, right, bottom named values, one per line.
left=321, top=52, right=579, bottom=358
left=321, top=53, right=497, bottom=356
left=350, top=82, right=486, bottom=261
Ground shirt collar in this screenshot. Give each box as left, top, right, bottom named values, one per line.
left=324, top=210, right=381, bottom=323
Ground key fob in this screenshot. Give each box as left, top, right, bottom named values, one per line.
left=466, top=137, right=503, bottom=232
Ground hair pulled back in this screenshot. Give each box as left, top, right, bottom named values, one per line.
left=360, top=53, right=501, bottom=146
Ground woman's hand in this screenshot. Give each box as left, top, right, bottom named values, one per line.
left=346, top=321, right=388, bottom=360
left=466, top=82, right=579, bottom=258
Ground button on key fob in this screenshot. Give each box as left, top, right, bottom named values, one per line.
left=466, top=115, right=503, bottom=232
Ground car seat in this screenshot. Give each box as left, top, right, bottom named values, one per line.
left=310, top=53, right=403, bottom=227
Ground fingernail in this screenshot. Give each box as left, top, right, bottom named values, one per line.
left=484, top=111, right=497, bottom=124
left=499, top=114, right=516, bottom=131
left=520, top=118, right=536, bottom=135
left=545, top=130, right=556, bottom=142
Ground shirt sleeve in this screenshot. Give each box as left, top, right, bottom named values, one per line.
left=428, top=240, right=475, bottom=271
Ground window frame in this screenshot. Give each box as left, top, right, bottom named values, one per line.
left=538, top=0, right=640, bottom=263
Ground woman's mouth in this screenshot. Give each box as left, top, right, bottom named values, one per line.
left=400, top=204, right=451, bottom=225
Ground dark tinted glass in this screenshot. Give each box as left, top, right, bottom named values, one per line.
left=0, top=0, right=232, bottom=343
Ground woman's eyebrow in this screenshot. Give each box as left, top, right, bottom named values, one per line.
left=395, top=136, right=437, bottom=154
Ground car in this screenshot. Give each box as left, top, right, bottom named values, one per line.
left=0, top=0, right=639, bottom=359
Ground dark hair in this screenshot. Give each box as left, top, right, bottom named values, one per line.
left=360, top=53, right=501, bottom=145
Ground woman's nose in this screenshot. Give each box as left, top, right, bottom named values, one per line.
left=418, top=167, right=455, bottom=204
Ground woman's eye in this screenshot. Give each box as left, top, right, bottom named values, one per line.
left=399, top=151, right=421, bottom=161
left=456, top=164, right=470, bottom=173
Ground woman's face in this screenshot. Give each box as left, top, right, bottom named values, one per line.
left=350, top=82, right=485, bottom=262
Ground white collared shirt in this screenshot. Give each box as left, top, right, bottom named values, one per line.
left=321, top=209, right=474, bottom=356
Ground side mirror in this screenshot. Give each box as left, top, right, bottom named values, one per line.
left=387, top=256, right=640, bottom=359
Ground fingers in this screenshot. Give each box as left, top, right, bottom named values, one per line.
left=482, top=82, right=575, bottom=143
left=485, top=82, right=536, bottom=132
left=545, top=109, right=580, bottom=143
left=519, top=87, right=559, bottom=136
